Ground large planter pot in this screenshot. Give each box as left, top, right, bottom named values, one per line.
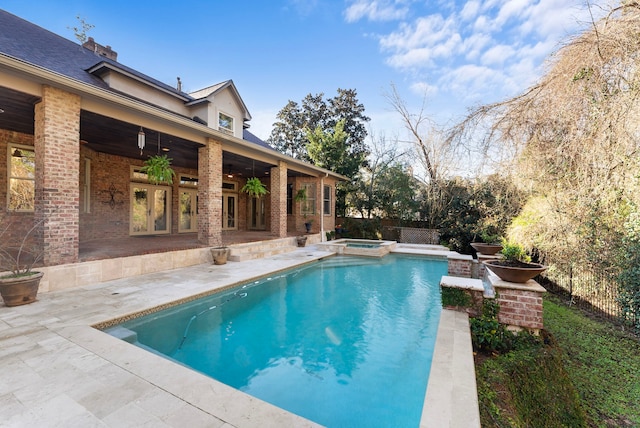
left=296, top=236, right=307, bottom=247
left=471, top=242, right=503, bottom=255
left=0, top=271, right=44, bottom=307
left=210, top=247, right=230, bottom=265
left=484, top=260, right=547, bottom=283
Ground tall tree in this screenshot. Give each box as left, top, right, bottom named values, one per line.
left=269, top=89, right=370, bottom=216
left=268, top=89, right=370, bottom=163
left=268, top=100, right=306, bottom=159
left=350, top=132, right=407, bottom=219
left=307, top=120, right=369, bottom=216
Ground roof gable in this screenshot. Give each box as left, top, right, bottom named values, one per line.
left=189, top=80, right=251, bottom=122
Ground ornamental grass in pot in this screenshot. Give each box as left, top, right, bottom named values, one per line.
left=483, top=241, right=547, bottom=283
left=0, top=216, right=45, bottom=306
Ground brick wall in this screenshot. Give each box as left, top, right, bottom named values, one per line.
left=495, top=288, right=544, bottom=331
left=447, top=255, right=473, bottom=278
left=289, top=176, right=337, bottom=235
left=79, top=147, right=198, bottom=241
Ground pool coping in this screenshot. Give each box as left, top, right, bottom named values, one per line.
left=0, top=244, right=480, bottom=427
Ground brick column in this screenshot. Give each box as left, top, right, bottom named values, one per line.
left=34, top=86, right=80, bottom=265
left=197, top=139, right=222, bottom=246
left=270, top=161, right=287, bottom=238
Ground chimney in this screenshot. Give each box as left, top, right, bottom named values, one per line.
left=82, top=37, right=118, bottom=61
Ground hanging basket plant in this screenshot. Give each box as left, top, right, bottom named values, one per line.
left=294, top=188, right=307, bottom=202
left=241, top=177, right=269, bottom=198
left=140, top=155, right=176, bottom=185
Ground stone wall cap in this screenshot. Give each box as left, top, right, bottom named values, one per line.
left=487, top=273, right=546, bottom=293
left=440, top=275, right=484, bottom=292
left=447, top=253, right=474, bottom=261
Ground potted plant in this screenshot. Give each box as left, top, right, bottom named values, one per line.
left=241, top=177, right=269, bottom=198
left=304, top=218, right=313, bottom=233
left=210, top=247, right=230, bottom=265
left=0, top=216, right=46, bottom=306
left=140, top=154, right=176, bottom=185
left=296, top=236, right=307, bottom=247
left=483, top=241, right=547, bottom=283
left=471, top=232, right=503, bottom=255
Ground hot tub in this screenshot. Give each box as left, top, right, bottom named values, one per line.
left=316, top=238, right=397, bottom=257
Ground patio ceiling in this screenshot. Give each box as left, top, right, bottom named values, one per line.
left=0, top=85, right=277, bottom=177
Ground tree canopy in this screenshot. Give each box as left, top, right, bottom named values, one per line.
left=268, top=88, right=370, bottom=162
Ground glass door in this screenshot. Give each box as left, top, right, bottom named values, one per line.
left=130, top=183, right=171, bottom=235
left=222, top=193, right=237, bottom=230
left=179, top=189, right=198, bottom=233
left=249, top=196, right=266, bottom=230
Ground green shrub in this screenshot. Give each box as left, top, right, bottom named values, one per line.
left=441, top=287, right=473, bottom=308
left=617, top=211, right=640, bottom=331
left=500, top=240, right=531, bottom=263
left=470, top=299, right=514, bottom=353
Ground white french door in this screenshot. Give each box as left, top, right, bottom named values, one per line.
left=249, top=196, right=266, bottom=230
left=179, top=189, right=198, bottom=233
left=222, top=193, right=237, bottom=230
left=130, top=183, right=171, bottom=235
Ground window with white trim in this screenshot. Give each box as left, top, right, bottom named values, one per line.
left=7, top=145, right=35, bottom=211
left=218, top=112, right=234, bottom=135
left=323, top=185, right=331, bottom=215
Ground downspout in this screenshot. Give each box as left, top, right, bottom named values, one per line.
left=321, top=173, right=328, bottom=241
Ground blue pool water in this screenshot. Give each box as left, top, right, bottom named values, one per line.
left=107, top=254, right=447, bottom=427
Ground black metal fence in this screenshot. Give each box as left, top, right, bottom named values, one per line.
left=539, top=262, right=638, bottom=328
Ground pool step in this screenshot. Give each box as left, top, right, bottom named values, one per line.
left=228, top=237, right=298, bottom=262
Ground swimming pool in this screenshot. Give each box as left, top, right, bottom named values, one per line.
left=106, top=254, right=447, bottom=427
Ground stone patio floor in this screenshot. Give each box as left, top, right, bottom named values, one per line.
left=0, top=244, right=479, bottom=427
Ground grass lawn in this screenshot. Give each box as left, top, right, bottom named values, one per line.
left=475, top=294, right=640, bottom=427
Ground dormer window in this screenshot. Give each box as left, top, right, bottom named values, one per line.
left=218, top=112, right=234, bottom=135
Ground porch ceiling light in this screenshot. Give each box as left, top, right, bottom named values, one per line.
left=138, top=127, right=146, bottom=155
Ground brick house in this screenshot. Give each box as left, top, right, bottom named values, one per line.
left=0, top=10, right=343, bottom=289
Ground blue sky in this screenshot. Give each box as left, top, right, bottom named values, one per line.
left=2, top=0, right=609, bottom=143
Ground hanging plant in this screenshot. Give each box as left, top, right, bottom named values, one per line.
left=241, top=177, right=269, bottom=198
left=140, top=155, right=176, bottom=185
left=294, top=188, right=307, bottom=202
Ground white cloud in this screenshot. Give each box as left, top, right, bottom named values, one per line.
left=462, top=32, right=492, bottom=61
left=481, top=44, right=515, bottom=66
left=460, top=0, right=480, bottom=22
left=343, top=0, right=612, bottom=122
left=344, top=0, right=410, bottom=23
left=494, top=0, right=529, bottom=28
left=380, top=15, right=447, bottom=51
left=409, top=81, right=438, bottom=97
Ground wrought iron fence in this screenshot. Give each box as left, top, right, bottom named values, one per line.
left=539, top=262, right=638, bottom=329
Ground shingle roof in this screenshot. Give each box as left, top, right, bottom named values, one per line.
left=0, top=9, right=198, bottom=102
left=243, top=129, right=275, bottom=151
left=0, top=9, right=265, bottom=146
